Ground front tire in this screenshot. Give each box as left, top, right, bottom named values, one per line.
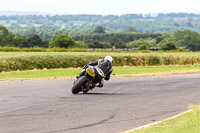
left=83, top=90, right=89, bottom=94
left=72, top=76, right=87, bottom=94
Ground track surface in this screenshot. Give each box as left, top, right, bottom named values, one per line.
left=1, top=73, right=200, bottom=133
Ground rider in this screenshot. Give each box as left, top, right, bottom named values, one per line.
left=76, top=56, right=113, bottom=87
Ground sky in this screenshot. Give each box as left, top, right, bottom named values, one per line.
left=1, top=0, right=200, bottom=15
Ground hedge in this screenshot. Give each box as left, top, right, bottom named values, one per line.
left=0, top=52, right=200, bottom=72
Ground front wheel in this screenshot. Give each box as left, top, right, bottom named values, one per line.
left=72, top=76, right=87, bottom=94
left=83, top=90, right=89, bottom=94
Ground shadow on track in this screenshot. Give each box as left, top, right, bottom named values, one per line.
left=79, top=92, right=134, bottom=96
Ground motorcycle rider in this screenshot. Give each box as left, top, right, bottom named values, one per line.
left=76, top=56, right=113, bottom=87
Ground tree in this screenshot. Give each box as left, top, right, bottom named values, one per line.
left=94, top=26, right=106, bottom=34
left=161, top=42, right=176, bottom=51
left=125, top=26, right=137, bottom=32
left=74, top=41, right=88, bottom=48
left=0, top=25, right=10, bottom=46
left=102, top=42, right=112, bottom=48
left=138, top=44, right=148, bottom=50
left=126, top=38, right=155, bottom=48
left=114, top=41, right=126, bottom=48
left=86, top=40, right=106, bottom=48
left=13, top=35, right=26, bottom=47
left=174, top=30, right=200, bottom=51
left=49, top=34, right=75, bottom=48
left=27, top=34, right=42, bottom=47
left=183, top=34, right=200, bottom=51
left=86, top=39, right=95, bottom=48
left=41, top=40, right=49, bottom=48
left=0, top=25, right=9, bottom=35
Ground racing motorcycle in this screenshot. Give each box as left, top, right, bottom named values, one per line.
left=72, top=66, right=104, bottom=94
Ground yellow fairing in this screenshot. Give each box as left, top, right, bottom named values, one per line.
left=86, top=67, right=96, bottom=78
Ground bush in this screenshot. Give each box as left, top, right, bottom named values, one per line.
left=138, top=44, right=148, bottom=50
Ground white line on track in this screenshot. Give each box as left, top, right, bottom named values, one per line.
left=122, top=109, right=192, bottom=133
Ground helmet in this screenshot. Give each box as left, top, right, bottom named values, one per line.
left=104, top=56, right=113, bottom=64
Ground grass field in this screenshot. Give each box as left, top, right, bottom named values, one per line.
left=1, top=52, right=200, bottom=72
left=129, top=105, right=200, bottom=133
left=0, top=65, right=200, bottom=80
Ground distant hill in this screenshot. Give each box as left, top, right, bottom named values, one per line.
left=1, top=12, right=200, bottom=32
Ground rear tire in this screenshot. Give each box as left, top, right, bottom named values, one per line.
left=72, top=76, right=87, bottom=94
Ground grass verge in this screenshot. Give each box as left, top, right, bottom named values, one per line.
left=0, top=65, right=200, bottom=81
left=128, top=105, right=200, bottom=133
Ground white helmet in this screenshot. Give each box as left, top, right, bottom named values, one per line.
left=104, top=56, right=113, bottom=64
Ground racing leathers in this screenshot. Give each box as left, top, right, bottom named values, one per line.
left=77, top=59, right=113, bottom=87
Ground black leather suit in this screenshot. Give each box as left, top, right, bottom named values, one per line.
left=78, top=59, right=113, bottom=83
left=88, top=59, right=113, bottom=81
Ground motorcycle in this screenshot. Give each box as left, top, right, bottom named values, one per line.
left=72, top=66, right=104, bottom=94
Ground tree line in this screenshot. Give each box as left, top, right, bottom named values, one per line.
left=1, top=25, right=200, bottom=51
left=1, top=13, right=200, bottom=32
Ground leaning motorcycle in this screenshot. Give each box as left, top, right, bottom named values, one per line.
left=72, top=66, right=104, bottom=94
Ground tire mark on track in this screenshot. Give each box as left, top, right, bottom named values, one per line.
left=48, top=112, right=117, bottom=133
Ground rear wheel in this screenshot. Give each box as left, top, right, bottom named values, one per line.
left=72, top=76, right=87, bottom=94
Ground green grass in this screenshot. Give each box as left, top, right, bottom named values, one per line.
left=129, top=105, right=200, bottom=133
left=0, top=68, right=81, bottom=79
left=113, top=65, right=200, bottom=75
left=1, top=52, right=200, bottom=72
left=0, top=65, right=200, bottom=80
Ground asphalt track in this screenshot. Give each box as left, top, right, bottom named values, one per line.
left=1, top=73, right=200, bottom=133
